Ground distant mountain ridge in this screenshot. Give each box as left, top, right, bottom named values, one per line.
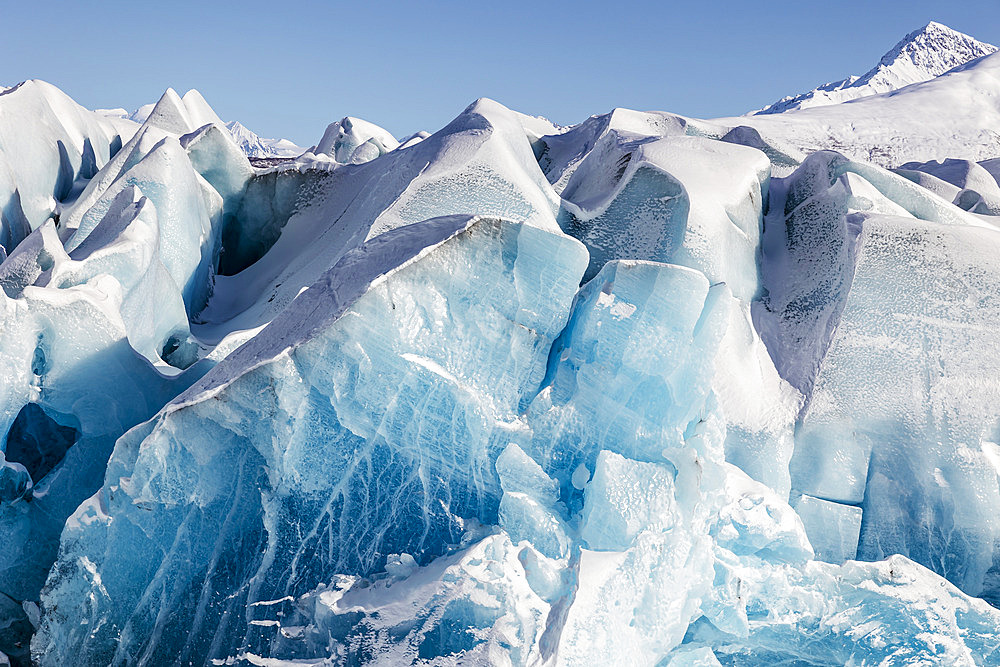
left=225, top=120, right=303, bottom=158
left=753, top=21, right=996, bottom=115
left=96, top=98, right=303, bottom=159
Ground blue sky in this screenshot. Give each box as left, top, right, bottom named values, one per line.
left=4, top=1, right=1000, bottom=145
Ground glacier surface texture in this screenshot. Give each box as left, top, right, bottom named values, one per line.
left=1, top=22, right=1000, bottom=666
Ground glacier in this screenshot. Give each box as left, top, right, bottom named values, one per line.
left=0, top=21, right=998, bottom=666
left=97, top=102, right=304, bottom=162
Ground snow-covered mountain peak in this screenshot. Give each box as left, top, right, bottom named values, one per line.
left=225, top=119, right=303, bottom=159
left=859, top=21, right=997, bottom=90
left=753, top=21, right=996, bottom=115
left=92, top=90, right=303, bottom=160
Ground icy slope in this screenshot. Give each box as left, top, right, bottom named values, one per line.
left=706, top=49, right=1000, bottom=168
left=195, top=98, right=565, bottom=342
left=0, top=64, right=997, bottom=665
left=313, top=116, right=399, bottom=163
left=225, top=120, right=303, bottom=159
left=99, top=98, right=304, bottom=159
left=755, top=151, right=1000, bottom=595
left=0, top=81, right=136, bottom=253
left=754, top=22, right=996, bottom=115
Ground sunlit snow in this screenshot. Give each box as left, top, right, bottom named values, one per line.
left=0, top=20, right=997, bottom=667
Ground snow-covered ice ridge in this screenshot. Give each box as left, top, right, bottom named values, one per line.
left=97, top=102, right=303, bottom=159
left=752, top=21, right=997, bottom=115
left=0, top=21, right=999, bottom=666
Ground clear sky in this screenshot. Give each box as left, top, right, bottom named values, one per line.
left=4, top=1, right=1000, bottom=146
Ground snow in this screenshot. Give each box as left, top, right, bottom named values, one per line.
left=0, top=80, right=136, bottom=251
left=314, top=116, right=399, bottom=164
left=0, top=20, right=995, bottom=664
left=555, top=133, right=769, bottom=299
left=128, top=102, right=155, bottom=124
left=97, top=93, right=303, bottom=160
left=193, top=97, right=565, bottom=345
left=710, top=49, right=1000, bottom=168
left=226, top=121, right=303, bottom=159
left=754, top=22, right=997, bottom=115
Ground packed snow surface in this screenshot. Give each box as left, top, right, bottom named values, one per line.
left=0, top=20, right=998, bottom=667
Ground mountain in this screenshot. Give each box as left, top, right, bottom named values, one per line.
left=705, top=47, right=1000, bottom=168
left=753, top=21, right=996, bottom=114
left=97, top=96, right=304, bottom=159
left=225, top=120, right=303, bottom=159
left=127, top=101, right=154, bottom=124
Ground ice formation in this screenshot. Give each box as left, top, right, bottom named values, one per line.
left=0, top=20, right=997, bottom=667
left=96, top=97, right=303, bottom=161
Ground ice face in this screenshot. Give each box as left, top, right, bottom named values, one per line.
left=791, top=494, right=862, bottom=563
left=523, top=260, right=729, bottom=511
left=0, top=81, right=133, bottom=254
left=759, top=150, right=1000, bottom=601
left=546, top=129, right=799, bottom=495
left=33, top=216, right=588, bottom=664
left=553, top=133, right=769, bottom=302
left=799, top=212, right=1000, bottom=593
left=0, top=79, right=995, bottom=665
left=314, top=116, right=399, bottom=164
left=172, top=247, right=996, bottom=666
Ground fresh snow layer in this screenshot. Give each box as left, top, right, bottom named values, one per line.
left=0, top=20, right=996, bottom=666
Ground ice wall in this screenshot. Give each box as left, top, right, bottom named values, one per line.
left=0, top=79, right=993, bottom=665
left=77, top=250, right=995, bottom=666
left=758, top=150, right=1000, bottom=599
left=540, top=115, right=801, bottom=497
left=34, top=216, right=589, bottom=664
left=0, top=81, right=134, bottom=255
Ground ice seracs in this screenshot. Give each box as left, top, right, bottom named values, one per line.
left=96, top=93, right=304, bottom=160
left=0, top=80, right=135, bottom=255
left=0, top=20, right=998, bottom=664
left=313, top=116, right=399, bottom=164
